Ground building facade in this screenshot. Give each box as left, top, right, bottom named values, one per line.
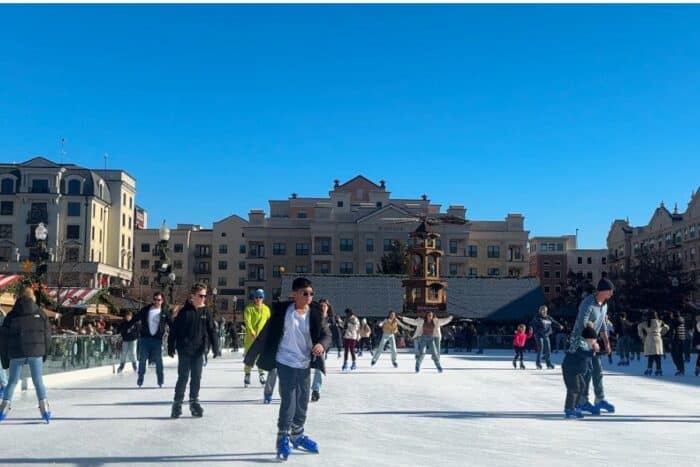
left=566, top=248, right=608, bottom=287
left=243, top=176, right=529, bottom=300
left=607, top=192, right=700, bottom=281
left=528, top=235, right=577, bottom=300
left=0, top=157, right=136, bottom=287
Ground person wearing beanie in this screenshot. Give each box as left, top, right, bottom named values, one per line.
left=562, top=326, right=599, bottom=419
left=243, top=289, right=271, bottom=387
left=566, top=277, right=616, bottom=415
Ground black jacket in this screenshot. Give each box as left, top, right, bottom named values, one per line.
left=118, top=319, right=140, bottom=342
left=0, top=297, right=51, bottom=369
left=244, top=301, right=332, bottom=374
left=134, top=304, right=172, bottom=340
left=167, top=301, right=220, bottom=357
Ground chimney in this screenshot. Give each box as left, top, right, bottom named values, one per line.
left=446, top=205, right=466, bottom=220
left=248, top=209, right=265, bottom=225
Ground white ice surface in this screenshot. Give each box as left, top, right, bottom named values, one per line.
left=1, top=350, right=699, bottom=466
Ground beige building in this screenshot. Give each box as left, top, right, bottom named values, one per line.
left=132, top=215, right=248, bottom=317
left=567, top=249, right=608, bottom=286
left=528, top=235, right=577, bottom=300
left=607, top=191, right=700, bottom=279
left=243, top=176, right=529, bottom=300
left=0, top=156, right=135, bottom=287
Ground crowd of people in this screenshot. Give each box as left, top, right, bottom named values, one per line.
left=2, top=275, right=700, bottom=460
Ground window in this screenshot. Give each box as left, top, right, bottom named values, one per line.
left=577, top=257, right=583, bottom=264
left=217, top=276, right=227, bottom=287
left=340, top=239, right=353, bottom=252
left=543, top=271, right=550, bottom=278
left=544, top=286, right=550, bottom=293
left=0, top=224, right=12, bottom=239
left=488, top=268, right=500, bottom=276
left=273, top=243, right=287, bottom=255
left=67, top=180, right=81, bottom=195
left=174, top=243, right=183, bottom=253
left=449, top=263, right=458, bottom=275
left=272, top=265, right=282, bottom=278
left=540, top=243, right=548, bottom=252
left=587, top=257, right=592, bottom=265
left=555, top=271, right=561, bottom=279
left=337, top=201, right=344, bottom=207
left=366, top=238, right=374, bottom=252
left=366, top=262, right=374, bottom=274
left=0, top=201, right=13, bottom=216
left=67, top=202, right=81, bottom=217
left=468, top=245, right=478, bottom=257
left=129, top=197, right=133, bottom=209
left=319, top=262, right=330, bottom=274
left=173, top=260, right=183, bottom=270
left=218, top=260, right=228, bottom=270
left=557, top=243, right=564, bottom=251
left=449, top=240, right=458, bottom=254
left=140, top=260, right=150, bottom=270
left=586, top=272, right=593, bottom=280
left=239, top=244, right=246, bottom=254
left=1, top=179, right=14, bottom=193
left=468, top=268, right=478, bottom=277
left=238, top=277, right=245, bottom=287
left=383, top=239, right=395, bottom=252
left=122, top=213, right=126, bottom=227
left=91, top=227, right=95, bottom=241
left=555, top=286, right=561, bottom=293
left=66, top=225, right=80, bottom=239
left=543, top=261, right=550, bottom=266
left=317, top=238, right=331, bottom=254
left=296, top=243, right=309, bottom=256
left=239, top=261, right=246, bottom=270
left=487, top=246, right=500, bottom=258
left=340, top=262, right=353, bottom=274
left=295, top=265, right=309, bottom=274
left=141, top=243, right=150, bottom=253
left=66, top=247, right=79, bottom=263
left=602, top=257, right=607, bottom=265
left=31, top=179, right=49, bottom=193
left=219, top=244, right=228, bottom=255
left=297, top=211, right=307, bottom=219
left=376, top=202, right=382, bottom=208
left=140, top=276, right=150, bottom=285
left=554, top=261, right=561, bottom=266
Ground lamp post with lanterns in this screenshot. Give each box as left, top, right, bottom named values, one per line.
left=156, top=221, right=176, bottom=304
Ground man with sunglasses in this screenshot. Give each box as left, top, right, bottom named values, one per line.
left=168, top=283, right=220, bottom=418
left=243, top=289, right=271, bottom=387
left=134, top=292, right=173, bottom=388
left=244, top=277, right=331, bottom=461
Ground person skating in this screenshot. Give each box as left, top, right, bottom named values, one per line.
left=371, top=310, right=410, bottom=368
left=638, top=311, right=669, bottom=376
left=328, top=314, right=342, bottom=358
left=562, top=326, right=599, bottom=419
left=243, top=289, right=271, bottom=387
left=168, top=283, right=221, bottom=419
left=243, top=277, right=331, bottom=461
left=668, top=311, right=687, bottom=376
left=693, top=315, right=700, bottom=376
left=512, top=324, right=533, bottom=369
left=568, top=278, right=616, bottom=415
left=117, top=311, right=139, bottom=373
left=134, top=292, right=172, bottom=388
left=530, top=305, right=563, bottom=369
left=341, top=308, right=360, bottom=371
left=399, top=311, right=453, bottom=373
left=357, top=318, right=372, bottom=357
left=616, top=312, right=635, bottom=366
left=0, top=286, right=52, bottom=423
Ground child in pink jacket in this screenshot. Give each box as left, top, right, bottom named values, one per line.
left=513, top=324, right=533, bottom=369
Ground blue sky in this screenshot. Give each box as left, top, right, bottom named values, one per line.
left=1, top=5, right=699, bottom=249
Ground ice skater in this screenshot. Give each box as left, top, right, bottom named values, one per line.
left=117, top=311, right=139, bottom=373
left=134, top=292, right=172, bottom=388
left=399, top=311, right=453, bottom=373
left=567, top=278, right=616, bottom=415
left=638, top=311, right=669, bottom=376
left=530, top=305, right=562, bottom=369
left=357, top=318, right=372, bottom=357
left=243, top=277, right=331, bottom=461
left=341, top=308, right=360, bottom=371
left=243, top=289, right=271, bottom=387
left=371, top=310, right=410, bottom=368
left=512, top=324, right=533, bottom=369
left=562, top=326, right=599, bottom=419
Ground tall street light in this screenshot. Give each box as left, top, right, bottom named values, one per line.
left=157, top=221, right=174, bottom=303
left=35, top=222, right=49, bottom=282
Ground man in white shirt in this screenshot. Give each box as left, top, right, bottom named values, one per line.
left=134, top=292, right=172, bottom=388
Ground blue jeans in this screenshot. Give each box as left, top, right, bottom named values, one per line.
left=617, top=336, right=631, bottom=361
left=311, top=368, right=323, bottom=392
left=415, top=336, right=441, bottom=369
left=276, top=362, right=310, bottom=435
left=138, top=337, right=164, bottom=385
left=3, top=357, right=47, bottom=401
left=0, top=367, right=7, bottom=388
left=535, top=337, right=552, bottom=366
left=579, top=353, right=605, bottom=405
left=372, top=334, right=397, bottom=364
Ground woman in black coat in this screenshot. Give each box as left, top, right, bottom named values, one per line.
left=0, top=286, right=52, bottom=423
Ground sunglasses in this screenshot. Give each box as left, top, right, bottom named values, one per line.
left=196, top=294, right=207, bottom=298
left=301, top=291, right=314, bottom=297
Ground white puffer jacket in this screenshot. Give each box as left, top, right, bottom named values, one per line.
left=342, top=315, right=360, bottom=340
left=400, top=316, right=453, bottom=339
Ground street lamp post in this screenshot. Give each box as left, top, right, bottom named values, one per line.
left=34, top=222, right=49, bottom=281
left=167, top=271, right=176, bottom=305
left=212, top=287, right=218, bottom=318
left=156, top=221, right=173, bottom=301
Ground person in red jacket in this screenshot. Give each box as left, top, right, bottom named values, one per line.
left=513, top=324, right=533, bottom=369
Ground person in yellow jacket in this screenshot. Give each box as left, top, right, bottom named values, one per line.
left=243, top=289, right=271, bottom=387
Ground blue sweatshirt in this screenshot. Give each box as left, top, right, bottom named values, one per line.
left=568, top=294, right=608, bottom=353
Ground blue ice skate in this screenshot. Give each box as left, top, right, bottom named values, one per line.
left=292, top=433, right=319, bottom=453
left=39, top=400, right=51, bottom=424
left=594, top=400, right=615, bottom=413
left=276, top=434, right=291, bottom=461
left=350, top=361, right=357, bottom=371
left=264, top=394, right=272, bottom=404
left=564, top=408, right=584, bottom=419
left=577, top=401, right=600, bottom=415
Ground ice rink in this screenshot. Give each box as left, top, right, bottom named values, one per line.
left=1, top=349, right=699, bottom=466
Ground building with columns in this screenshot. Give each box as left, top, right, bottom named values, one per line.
left=0, top=156, right=136, bottom=287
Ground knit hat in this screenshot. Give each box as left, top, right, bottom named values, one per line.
left=596, top=278, right=614, bottom=292
left=253, top=289, right=265, bottom=299
left=581, top=326, right=597, bottom=339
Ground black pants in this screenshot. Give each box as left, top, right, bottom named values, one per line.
left=174, top=353, right=204, bottom=403
left=562, top=365, right=586, bottom=410
left=276, top=363, right=311, bottom=435
left=671, top=340, right=685, bottom=373
left=646, top=355, right=662, bottom=370
left=513, top=347, right=524, bottom=362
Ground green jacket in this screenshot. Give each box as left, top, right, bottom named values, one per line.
left=243, top=302, right=271, bottom=350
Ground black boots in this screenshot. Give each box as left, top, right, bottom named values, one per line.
left=190, top=400, right=203, bottom=417
left=171, top=401, right=182, bottom=419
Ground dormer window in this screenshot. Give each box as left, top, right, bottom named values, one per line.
left=67, top=179, right=81, bottom=195
left=1, top=178, right=14, bottom=193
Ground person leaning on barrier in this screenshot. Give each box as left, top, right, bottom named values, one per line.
left=0, top=286, right=52, bottom=423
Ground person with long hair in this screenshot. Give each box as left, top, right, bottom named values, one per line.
left=513, top=324, right=533, bottom=369
left=341, top=308, right=360, bottom=371
left=399, top=311, right=453, bottom=373
left=0, top=286, right=52, bottom=423
left=638, top=311, right=670, bottom=376
left=371, top=310, right=410, bottom=368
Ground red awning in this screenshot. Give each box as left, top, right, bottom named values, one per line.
left=46, top=288, right=100, bottom=307
left=0, top=274, right=22, bottom=290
